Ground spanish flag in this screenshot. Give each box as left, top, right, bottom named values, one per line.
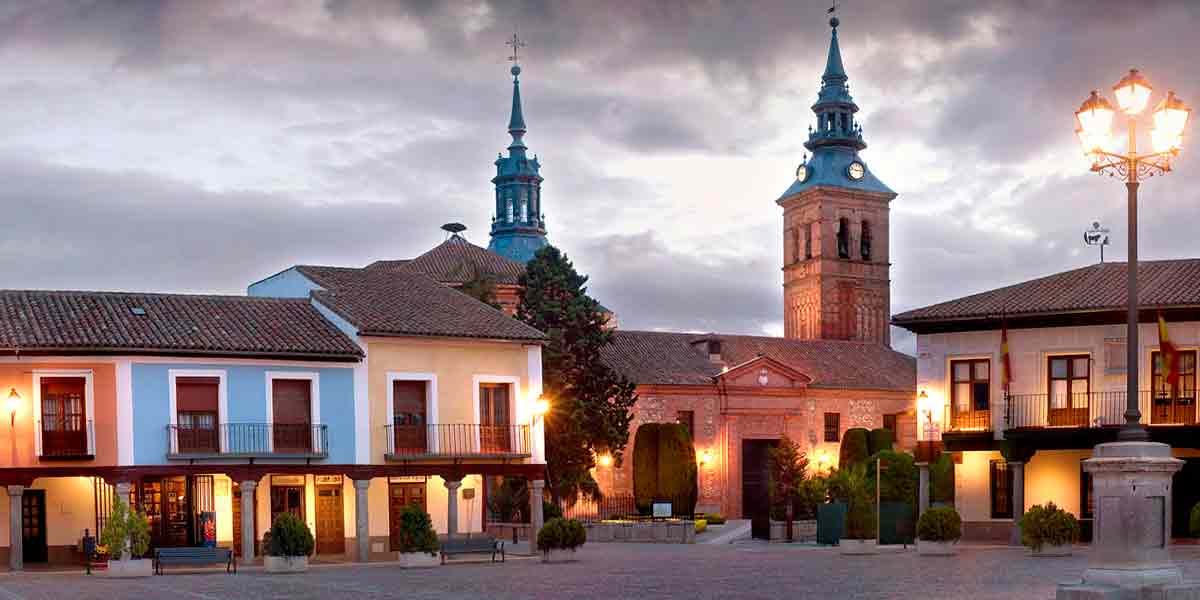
left=1158, top=313, right=1180, bottom=398
left=1001, top=321, right=1014, bottom=393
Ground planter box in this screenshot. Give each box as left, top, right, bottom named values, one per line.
left=838, top=539, right=878, bottom=555
left=541, top=548, right=578, bottom=563
left=769, top=519, right=818, bottom=542
left=613, top=525, right=631, bottom=541
left=264, top=555, right=309, bottom=573
left=587, top=523, right=614, bottom=542
left=917, top=540, right=957, bottom=556
left=104, top=559, right=153, bottom=578
left=398, top=552, right=440, bottom=568
left=1031, top=543, right=1072, bottom=557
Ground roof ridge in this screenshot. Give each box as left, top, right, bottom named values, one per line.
left=0, top=289, right=310, bottom=303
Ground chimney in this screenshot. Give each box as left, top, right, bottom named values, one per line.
left=690, top=335, right=723, bottom=365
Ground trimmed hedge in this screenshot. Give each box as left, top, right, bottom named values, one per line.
left=394, top=504, right=439, bottom=555
left=265, top=512, right=314, bottom=558
left=868, top=428, right=894, bottom=455
left=632, top=424, right=660, bottom=515
left=1020, top=502, right=1079, bottom=552
left=538, top=517, right=587, bottom=551
left=917, top=506, right=962, bottom=542
left=632, top=422, right=698, bottom=516
left=839, top=428, right=871, bottom=469
left=868, top=449, right=918, bottom=505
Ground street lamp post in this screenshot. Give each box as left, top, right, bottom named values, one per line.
left=1059, top=69, right=1196, bottom=597
left=1074, top=69, right=1191, bottom=440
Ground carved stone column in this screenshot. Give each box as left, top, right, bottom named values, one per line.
left=7, top=486, right=23, bottom=571
left=239, top=480, right=257, bottom=566
left=444, top=478, right=462, bottom=538
left=354, top=479, right=370, bottom=562
left=529, top=479, right=545, bottom=552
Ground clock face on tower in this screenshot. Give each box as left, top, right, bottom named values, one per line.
left=847, top=161, right=865, bottom=181
left=795, top=162, right=809, bottom=182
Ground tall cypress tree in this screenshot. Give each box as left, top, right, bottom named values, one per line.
left=518, top=245, right=637, bottom=505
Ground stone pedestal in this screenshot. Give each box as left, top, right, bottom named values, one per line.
left=1056, top=442, right=1200, bottom=599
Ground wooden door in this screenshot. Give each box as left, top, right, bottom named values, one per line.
left=315, top=485, right=345, bottom=555
left=392, top=380, right=427, bottom=453
left=1048, top=356, right=1089, bottom=427
left=479, top=384, right=510, bottom=452
left=742, top=439, right=778, bottom=540
left=388, top=483, right=427, bottom=551
left=272, top=379, right=312, bottom=452
left=21, top=490, right=47, bottom=563
left=231, top=484, right=242, bottom=556
left=270, top=485, right=305, bottom=524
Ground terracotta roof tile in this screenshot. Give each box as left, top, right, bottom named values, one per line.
left=0, top=290, right=362, bottom=359
left=603, top=330, right=915, bottom=391
left=387, top=236, right=526, bottom=285
left=893, top=259, right=1200, bottom=326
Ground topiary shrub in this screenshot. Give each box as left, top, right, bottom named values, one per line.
left=632, top=424, right=660, bottom=515
left=868, top=428, right=895, bottom=456
left=99, top=495, right=150, bottom=560
left=1019, top=502, right=1079, bottom=552
left=395, top=504, right=440, bottom=555
left=796, top=477, right=828, bottom=520
left=835, top=464, right=876, bottom=540
left=917, top=507, right=962, bottom=542
left=930, top=453, right=955, bottom=505
left=657, top=423, right=698, bottom=516
left=868, top=449, right=918, bottom=506
left=1191, top=502, right=1200, bottom=537
left=839, top=428, right=871, bottom=469
left=544, top=500, right=563, bottom=521
left=538, top=517, right=587, bottom=552
left=266, top=512, right=314, bottom=557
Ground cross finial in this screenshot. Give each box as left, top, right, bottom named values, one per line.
left=827, top=1, right=840, bottom=28
left=506, top=33, right=526, bottom=67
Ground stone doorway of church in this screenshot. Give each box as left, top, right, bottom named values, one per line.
left=742, top=438, right=779, bottom=540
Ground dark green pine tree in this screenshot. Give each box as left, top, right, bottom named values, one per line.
left=517, top=245, right=637, bottom=505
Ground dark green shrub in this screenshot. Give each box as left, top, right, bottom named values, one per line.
left=1191, top=502, right=1200, bottom=537
left=839, top=428, right=871, bottom=469
left=632, top=424, right=660, bottom=515
left=835, top=464, right=876, bottom=540
left=488, top=477, right=529, bottom=523
left=1019, top=502, right=1079, bottom=552
left=98, top=495, right=150, bottom=560
left=657, top=423, right=698, bottom=516
left=266, top=512, right=314, bottom=557
left=868, top=449, right=918, bottom=506
left=868, top=428, right=895, bottom=455
left=538, top=517, right=587, bottom=551
left=796, top=477, right=828, bottom=519
left=768, top=435, right=809, bottom=521
left=917, top=507, right=962, bottom=542
left=544, top=500, right=563, bottom=521
left=930, top=453, right=955, bottom=504
left=395, top=504, right=439, bottom=555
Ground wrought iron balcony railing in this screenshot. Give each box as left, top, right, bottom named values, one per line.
left=37, top=418, right=95, bottom=459
left=1005, top=390, right=1195, bottom=430
left=384, top=423, right=531, bottom=459
left=166, top=423, right=328, bottom=458
left=942, top=406, right=993, bottom=433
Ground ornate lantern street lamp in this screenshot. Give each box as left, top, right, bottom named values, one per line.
left=1074, top=69, right=1191, bottom=441
left=1059, top=70, right=1197, bottom=597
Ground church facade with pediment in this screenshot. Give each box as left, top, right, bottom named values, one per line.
left=598, top=17, right=917, bottom=522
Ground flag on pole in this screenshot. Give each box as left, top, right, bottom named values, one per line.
left=1001, top=321, right=1014, bottom=393
left=1158, top=312, right=1179, bottom=399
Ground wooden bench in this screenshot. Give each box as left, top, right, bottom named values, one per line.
left=153, top=547, right=236, bottom=575
left=439, top=536, right=505, bottom=564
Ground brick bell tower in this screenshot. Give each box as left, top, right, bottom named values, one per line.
left=777, top=15, right=897, bottom=345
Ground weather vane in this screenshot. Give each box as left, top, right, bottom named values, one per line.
left=1083, top=220, right=1111, bottom=263
left=506, top=33, right=526, bottom=68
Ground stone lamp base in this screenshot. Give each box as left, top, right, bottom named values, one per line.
left=1055, top=442, right=1200, bottom=599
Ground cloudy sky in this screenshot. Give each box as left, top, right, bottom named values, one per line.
left=3, top=0, right=1200, bottom=354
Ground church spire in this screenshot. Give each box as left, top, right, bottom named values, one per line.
left=488, top=33, right=549, bottom=264
left=806, top=16, right=865, bottom=152
left=822, top=17, right=847, bottom=85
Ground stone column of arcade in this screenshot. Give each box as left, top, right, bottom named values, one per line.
left=239, top=480, right=257, bottom=566
left=354, top=479, right=370, bottom=562
left=529, top=479, right=545, bottom=552
left=1009, top=461, right=1024, bottom=546
left=7, top=485, right=23, bottom=571
left=916, top=463, right=930, bottom=518
left=444, top=478, right=462, bottom=538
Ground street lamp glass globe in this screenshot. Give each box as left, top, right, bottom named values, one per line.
left=1113, top=69, right=1153, bottom=115
left=1152, top=91, right=1191, bottom=153
left=1076, top=91, right=1115, bottom=153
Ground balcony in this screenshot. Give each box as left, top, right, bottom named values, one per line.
left=1005, top=391, right=1196, bottom=430
left=384, top=423, right=531, bottom=460
left=166, top=423, right=328, bottom=459
left=37, top=419, right=95, bottom=459
left=943, top=407, right=992, bottom=432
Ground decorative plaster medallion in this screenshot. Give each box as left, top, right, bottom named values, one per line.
left=757, top=369, right=770, bottom=386
left=848, top=399, right=876, bottom=427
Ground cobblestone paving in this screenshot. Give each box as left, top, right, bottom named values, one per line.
left=4, top=544, right=1200, bottom=600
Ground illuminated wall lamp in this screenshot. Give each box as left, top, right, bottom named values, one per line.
left=597, top=453, right=614, bottom=468
left=6, top=388, right=20, bottom=429
left=698, top=449, right=714, bottom=466
left=532, top=395, right=550, bottom=423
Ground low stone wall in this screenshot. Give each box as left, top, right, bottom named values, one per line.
left=769, top=519, right=818, bottom=543
left=487, top=523, right=533, bottom=543
left=584, top=521, right=696, bottom=544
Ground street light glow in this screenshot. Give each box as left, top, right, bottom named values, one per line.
left=1152, top=91, right=1191, bottom=153
left=1075, top=91, right=1115, bottom=153
left=1112, top=68, right=1153, bottom=115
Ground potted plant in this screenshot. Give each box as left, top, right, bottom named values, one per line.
left=1020, top=502, right=1079, bottom=557
left=538, top=517, right=586, bottom=563
left=395, top=504, right=440, bottom=568
left=99, top=496, right=152, bottom=578
left=916, top=506, right=962, bottom=556
left=835, top=464, right=878, bottom=555
left=264, top=512, right=314, bottom=573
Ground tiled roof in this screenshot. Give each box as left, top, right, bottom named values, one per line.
left=0, top=290, right=362, bottom=359
left=603, top=330, right=915, bottom=391
left=391, top=236, right=526, bottom=285
left=310, top=268, right=545, bottom=342
left=892, top=260, right=1200, bottom=326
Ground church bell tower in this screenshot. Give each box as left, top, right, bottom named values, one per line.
left=777, top=16, right=896, bottom=345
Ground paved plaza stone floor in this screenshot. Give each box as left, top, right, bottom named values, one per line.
left=4, top=543, right=1200, bottom=600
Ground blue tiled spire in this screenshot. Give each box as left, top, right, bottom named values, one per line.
left=778, top=16, right=893, bottom=200
left=488, top=60, right=548, bottom=263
